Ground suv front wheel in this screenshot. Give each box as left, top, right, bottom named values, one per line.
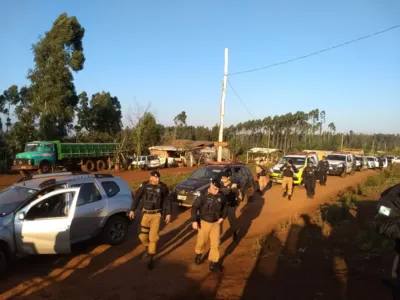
left=103, top=215, right=129, bottom=245
left=0, top=249, right=8, bottom=278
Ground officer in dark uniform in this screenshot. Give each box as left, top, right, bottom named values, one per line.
left=318, top=156, right=329, bottom=186
left=219, top=171, right=239, bottom=241
left=192, top=179, right=228, bottom=272
left=304, top=160, right=317, bottom=199
left=280, top=159, right=298, bottom=201
left=129, top=170, right=172, bottom=270
left=379, top=157, right=384, bottom=171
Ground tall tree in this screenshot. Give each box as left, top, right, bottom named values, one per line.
left=173, top=111, right=187, bottom=140
left=20, top=13, right=85, bottom=140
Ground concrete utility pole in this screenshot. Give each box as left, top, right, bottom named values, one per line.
left=217, top=48, right=229, bottom=162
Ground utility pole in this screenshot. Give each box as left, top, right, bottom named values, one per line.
left=341, top=134, right=344, bottom=151
left=217, top=48, right=229, bottom=162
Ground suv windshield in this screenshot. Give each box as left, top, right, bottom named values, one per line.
left=355, top=157, right=362, bottom=161
left=189, top=167, right=222, bottom=180
left=326, top=155, right=346, bottom=161
left=0, top=186, right=38, bottom=216
left=25, top=143, right=42, bottom=152
left=278, top=157, right=306, bottom=166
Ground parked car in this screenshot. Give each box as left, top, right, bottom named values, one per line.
left=386, top=156, right=395, bottom=165
left=131, top=155, right=162, bottom=170
left=366, top=156, right=379, bottom=169
left=393, top=157, right=400, bottom=164
left=354, top=155, right=363, bottom=171
left=0, top=172, right=133, bottom=276
left=326, top=153, right=356, bottom=177
left=172, top=162, right=255, bottom=207
left=270, top=152, right=319, bottom=185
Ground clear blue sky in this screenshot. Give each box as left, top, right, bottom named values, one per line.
left=1, top=0, right=399, bottom=134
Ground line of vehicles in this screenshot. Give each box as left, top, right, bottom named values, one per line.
left=1, top=150, right=399, bottom=277
left=269, top=151, right=398, bottom=185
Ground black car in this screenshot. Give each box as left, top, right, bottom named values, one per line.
left=172, top=162, right=255, bottom=207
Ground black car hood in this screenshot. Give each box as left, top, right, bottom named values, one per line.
left=175, top=179, right=210, bottom=192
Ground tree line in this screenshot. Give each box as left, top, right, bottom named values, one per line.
left=1, top=13, right=399, bottom=172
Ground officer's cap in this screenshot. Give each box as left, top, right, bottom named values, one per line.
left=150, top=170, right=161, bottom=178
left=220, top=171, right=231, bottom=178
left=211, top=179, right=222, bottom=189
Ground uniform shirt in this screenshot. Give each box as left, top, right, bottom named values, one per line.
left=131, top=180, right=172, bottom=215
left=220, top=181, right=239, bottom=207
left=280, top=164, right=299, bottom=178
left=191, top=189, right=228, bottom=223
left=304, top=166, right=317, bottom=180
left=256, top=165, right=267, bottom=177
left=318, top=160, right=329, bottom=172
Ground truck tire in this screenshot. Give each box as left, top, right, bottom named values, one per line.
left=96, top=160, right=106, bottom=171
left=103, top=215, right=129, bottom=245
left=350, top=168, right=355, bottom=176
left=38, top=162, right=52, bottom=174
left=340, top=171, right=347, bottom=178
left=85, top=160, right=95, bottom=172
left=81, top=165, right=88, bottom=172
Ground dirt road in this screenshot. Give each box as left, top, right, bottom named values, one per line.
left=0, top=170, right=377, bottom=299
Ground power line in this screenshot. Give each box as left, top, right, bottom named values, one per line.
left=229, top=24, right=400, bottom=76
left=227, top=80, right=255, bottom=118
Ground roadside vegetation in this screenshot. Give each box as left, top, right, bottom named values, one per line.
left=251, top=165, right=400, bottom=297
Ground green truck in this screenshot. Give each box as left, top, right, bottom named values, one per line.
left=12, top=141, right=118, bottom=175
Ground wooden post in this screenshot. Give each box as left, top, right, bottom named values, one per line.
left=217, top=48, right=229, bottom=162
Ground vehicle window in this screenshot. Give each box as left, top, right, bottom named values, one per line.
left=24, top=143, right=42, bottom=152
left=101, top=181, right=121, bottom=198
left=26, top=192, right=75, bottom=220
left=243, top=167, right=253, bottom=177
left=189, top=167, right=222, bottom=180
left=43, top=144, right=53, bottom=152
left=326, top=155, right=346, bottom=161
left=71, top=183, right=102, bottom=206
left=148, top=156, right=157, bottom=160
left=0, top=186, right=38, bottom=216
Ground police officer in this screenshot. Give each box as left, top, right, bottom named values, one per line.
left=280, top=159, right=298, bottom=201
left=129, top=170, right=172, bottom=270
left=192, top=179, right=227, bottom=272
left=379, top=157, right=384, bottom=171
left=318, top=156, right=329, bottom=186
left=304, top=160, right=317, bottom=199
left=256, top=159, right=268, bottom=193
left=219, top=171, right=239, bottom=241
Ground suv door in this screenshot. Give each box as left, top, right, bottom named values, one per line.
left=346, top=155, right=352, bottom=173
left=14, top=188, right=80, bottom=255
left=69, top=182, right=108, bottom=243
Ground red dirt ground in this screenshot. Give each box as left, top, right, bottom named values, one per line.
left=0, top=169, right=391, bottom=300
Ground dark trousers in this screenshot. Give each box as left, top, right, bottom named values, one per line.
left=320, top=171, right=327, bottom=185
left=305, top=179, right=316, bottom=197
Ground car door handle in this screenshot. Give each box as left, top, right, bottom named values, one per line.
left=94, top=207, right=104, bottom=211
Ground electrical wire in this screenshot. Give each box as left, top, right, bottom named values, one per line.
left=228, top=24, right=400, bottom=76
left=227, top=80, right=255, bottom=118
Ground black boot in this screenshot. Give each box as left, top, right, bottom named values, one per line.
left=142, top=247, right=149, bottom=260
left=195, top=254, right=202, bottom=265
left=283, top=191, right=287, bottom=198
left=288, top=195, right=292, bottom=201
left=147, top=254, right=154, bottom=270
left=209, top=262, right=222, bottom=272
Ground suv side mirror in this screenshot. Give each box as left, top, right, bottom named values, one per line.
left=18, top=212, right=25, bottom=220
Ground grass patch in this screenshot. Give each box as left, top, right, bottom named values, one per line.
left=129, top=173, right=190, bottom=191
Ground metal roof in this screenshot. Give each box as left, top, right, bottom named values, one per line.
left=247, top=148, right=281, bottom=154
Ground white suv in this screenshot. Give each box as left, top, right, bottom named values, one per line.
left=0, top=172, right=133, bottom=276
left=326, top=153, right=356, bottom=177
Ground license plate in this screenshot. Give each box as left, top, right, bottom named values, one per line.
left=177, top=195, right=187, bottom=200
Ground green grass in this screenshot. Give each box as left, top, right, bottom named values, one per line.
left=129, top=173, right=190, bottom=192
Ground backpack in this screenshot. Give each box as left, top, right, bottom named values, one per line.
left=372, top=184, right=400, bottom=240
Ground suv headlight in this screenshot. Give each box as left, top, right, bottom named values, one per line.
left=193, top=191, right=200, bottom=197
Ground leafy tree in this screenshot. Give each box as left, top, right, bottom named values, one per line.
left=173, top=111, right=187, bottom=140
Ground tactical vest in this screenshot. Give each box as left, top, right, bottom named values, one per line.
left=142, top=183, right=162, bottom=210
left=200, top=193, right=222, bottom=222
